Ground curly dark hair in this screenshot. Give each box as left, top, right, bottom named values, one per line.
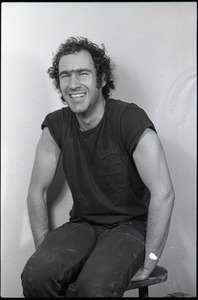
left=47, top=37, right=115, bottom=103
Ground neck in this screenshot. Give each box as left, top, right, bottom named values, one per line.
left=76, top=97, right=106, bottom=131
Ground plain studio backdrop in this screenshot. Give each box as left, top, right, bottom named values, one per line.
left=1, top=2, right=196, bottom=297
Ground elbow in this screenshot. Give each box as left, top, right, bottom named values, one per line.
left=26, top=188, right=47, bottom=215
left=165, top=187, right=175, bottom=211
left=27, top=186, right=48, bottom=203
left=169, top=185, right=175, bottom=203
left=151, top=186, right=175, bottom=209
left=171, top=189, right=175, bottom=203
left=27, top=192, right=34, bottom=207
left=169, top=190, right=175, bottom=210
left=27, top=192, right=37, bottom=211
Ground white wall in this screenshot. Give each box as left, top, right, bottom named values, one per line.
left=1, top=2, right=196, bottom=297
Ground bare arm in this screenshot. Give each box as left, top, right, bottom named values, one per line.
left=131, top=128, right=175, bottom=281
left=27, top=127, right=61, bottom=249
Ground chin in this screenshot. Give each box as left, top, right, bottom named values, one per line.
left=69, top=104, right=88, bottom=114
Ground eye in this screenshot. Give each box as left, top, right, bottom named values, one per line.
left=60, top=73, right=70, bottom=79
left=79, top=71, right=89, bottom=77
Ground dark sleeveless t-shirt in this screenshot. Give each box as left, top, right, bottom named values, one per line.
left=42, top=98, right=156, bottom=225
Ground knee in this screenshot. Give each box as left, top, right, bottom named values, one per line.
left=21, top=258, right=43, bottom=297
left=21, top=257, right=56, bottom=297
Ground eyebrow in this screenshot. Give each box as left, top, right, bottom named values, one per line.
left=59, top=68, right=92, bottom=77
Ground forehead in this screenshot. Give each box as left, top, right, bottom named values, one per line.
left=58, top=50, right=95, bottom=72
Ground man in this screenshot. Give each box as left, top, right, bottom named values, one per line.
left=21, top=37, right=175, bottom=297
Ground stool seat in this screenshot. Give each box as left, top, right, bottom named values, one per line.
left=67, top=265, right=168, bottom=297
left=127, top=265, right=168, bottom=290
left=126, top=265, right=168, bottom=297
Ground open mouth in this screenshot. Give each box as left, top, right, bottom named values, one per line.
left=69, top=92, right=86, bottom=99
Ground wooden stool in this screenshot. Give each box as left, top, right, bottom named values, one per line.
left=67, top=265, right=168, bottom=297
left=126, top=265, right=168, bottom=297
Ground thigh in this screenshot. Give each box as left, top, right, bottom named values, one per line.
left=76, top=220, right=146, bottom=296
left=25, top=221, right=97, bottom=282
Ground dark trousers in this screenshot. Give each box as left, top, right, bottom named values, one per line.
left=21, top=219, right=146, bottom=297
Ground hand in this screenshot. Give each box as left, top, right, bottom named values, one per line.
left=131, top=267, right=152, bottom=282
left=131, top=268, right=149, bottom=282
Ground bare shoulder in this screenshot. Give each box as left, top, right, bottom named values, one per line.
left=38, top=127, right=59, bottom=149
left=133, top=128, right=164, bottom=159
left=28, top=127, right=61, bottom=193
left=33, top=127, right=61, bottom=178
left=36, top=127, right=61, bottom=160
left=133, top=128, right=173, bottom=193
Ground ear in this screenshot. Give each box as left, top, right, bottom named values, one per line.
left=101, top=74, right=107, bottom=87
left=96, top=74, right=107, bottom=89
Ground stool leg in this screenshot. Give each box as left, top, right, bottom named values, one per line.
left=139, top=286, right=149, bottom=297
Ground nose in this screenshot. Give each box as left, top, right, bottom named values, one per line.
left=69, top=73, right=81, bottom=89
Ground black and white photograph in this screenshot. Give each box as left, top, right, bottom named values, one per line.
left=1, top=2, right=196, bottom=298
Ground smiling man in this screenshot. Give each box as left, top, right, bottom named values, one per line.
left=21, top=37, right=175, bottom=297
left=58, top=50, right=106, bottom=128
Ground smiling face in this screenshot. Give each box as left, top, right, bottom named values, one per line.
left=58, top=50, right=106, bottom=115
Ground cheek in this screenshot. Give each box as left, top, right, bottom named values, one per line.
left=59, top=81, right=67, bottom=93
left=59, top=80, right=64, bottom=90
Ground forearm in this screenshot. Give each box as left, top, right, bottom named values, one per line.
left=143, top=193, right=175, bottom=273
left=131, top=193, right=174, bottom=282
left=27, top=193, right=49, bottom=249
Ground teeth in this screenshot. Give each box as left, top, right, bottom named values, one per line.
left=70, top=93, right=85, bottom=98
